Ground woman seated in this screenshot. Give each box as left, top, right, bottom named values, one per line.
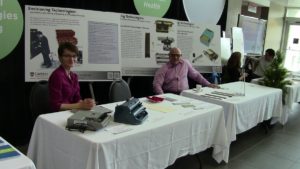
left=222, top=52, right=247, bottom=83
left=49, top=42, right=95, bottom=112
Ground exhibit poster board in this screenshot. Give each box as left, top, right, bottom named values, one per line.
left=177, top=21, right=221, bottom=67
left=120, top=14, right=177, bottom=75
left=25, top=5, right=122, bottom=81
left=238, top=15, right=266, bottom=55
left=232, top=27, right=245, bottom=64
left=220, top=37, right=231, bottom=65
left=25, top=5, right=222, bottom=81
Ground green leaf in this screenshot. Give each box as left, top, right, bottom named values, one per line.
left=260, top=51, right=290, bottom=105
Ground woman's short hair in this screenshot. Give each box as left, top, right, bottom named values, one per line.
left=57, top=42, right=79, bottom=58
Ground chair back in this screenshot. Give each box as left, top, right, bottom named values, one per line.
left=221, top=65, right=230, bottom=84
left=29, top=81, right=51, bottom=120
left=109, top=79, right=131, bottom=102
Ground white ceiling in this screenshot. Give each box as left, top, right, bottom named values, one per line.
left=269, top=0, right=300, bottom=7
left=246, top=0, right=300, bottom=7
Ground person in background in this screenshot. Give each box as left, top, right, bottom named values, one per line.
left=222, top=52, right=247, bottom=83
left=153, top=47, right=219, bottom=95
left=252, top=48, right=275, bottom=78
left=37, top=31, right=52, bottom=68
left=49, top=42, right=95, bottom=112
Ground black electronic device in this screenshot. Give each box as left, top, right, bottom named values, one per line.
left=114, top=98, right=148, bottom=125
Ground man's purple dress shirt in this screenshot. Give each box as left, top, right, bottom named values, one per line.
left=153, top=59, right=210, bottom=94
left=48, top=66, right=81, bottom=112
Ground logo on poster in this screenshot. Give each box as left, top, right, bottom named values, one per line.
left=0, top=0, right=23, bottom=60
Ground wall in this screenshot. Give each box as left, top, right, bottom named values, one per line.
left=241, top=3, right=269, bottom=20
left=264, top=2, right=285, bottom=51
left=226, top=0, right=243, bottom=38
left=247, top=0, right=270, bottom=7
left=226, top=0, right=285, bottom=52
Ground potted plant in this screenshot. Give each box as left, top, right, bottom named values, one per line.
left=259, top=51, right=291, bottom=104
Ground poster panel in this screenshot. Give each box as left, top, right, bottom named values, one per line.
left=238, top=15, right=266, bottom=55
left=25, top=5, right=121, bottom=81
left=25, top=5, right=222, bottom=79
left=221, top=37, right=231, bottom=65
left=232, top=27, right=245, bottom=65
left=177, top=21, right=221, bottom=67
left=120, top=14, right=177, bottom=76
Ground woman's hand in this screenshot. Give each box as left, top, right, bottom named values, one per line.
left=79, top=98, right=96, bottom=110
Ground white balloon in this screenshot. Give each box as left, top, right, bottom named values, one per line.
left=183, top=0, right=226, bottom=24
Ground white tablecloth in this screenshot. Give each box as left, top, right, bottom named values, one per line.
left=251, top=78, right=300, bottom=124
left=285, top=80, right=300, bottom=108
left=27, top=94, right=229, bottom=169
left=181, top=82, right=283, bottom=142
left=0, top=137, right=36, bottom=169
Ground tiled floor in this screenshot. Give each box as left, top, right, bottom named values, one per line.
left=17, top=103, right=300, bottom=169
left=167, top=103, right=300, bottom=169
left=200, top=103, right=300, bottom=169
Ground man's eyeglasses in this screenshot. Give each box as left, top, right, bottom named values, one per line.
left=170, top=54, right=182, bottom=57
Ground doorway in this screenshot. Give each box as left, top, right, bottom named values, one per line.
left=282, top=19, right=300, bottom=72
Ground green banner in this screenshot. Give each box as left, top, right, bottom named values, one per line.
left=133, top=0, right=171, bottom=17
left=0, top=0, right=23, bottom=60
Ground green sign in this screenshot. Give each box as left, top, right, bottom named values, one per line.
left=0, top=0, right=23, bottom=60
left=134, top=0, right=171, bottom=17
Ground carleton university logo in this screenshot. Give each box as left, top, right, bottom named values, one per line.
left=30, top=72, right=35, bottom=77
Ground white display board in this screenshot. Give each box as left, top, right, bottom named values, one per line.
left=177, top=21, right=221, bottom=67
left=120, top=14, right=177, bottom=75
left=25, top=5, right=222, bottom=81
left=25, top=5, right=121, bottom=81
left=232, top=27, right=245, bottom=65
left=121, top=17, right=221, bottom=75
left=238, top=15, right=266, bottom=55
left=220, top=37, right=231, bottom=65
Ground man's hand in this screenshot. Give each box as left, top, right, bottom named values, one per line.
left=207, top=83, right=220, bottom=89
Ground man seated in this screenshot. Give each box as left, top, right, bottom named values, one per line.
left=153, top=47, right=219, bottom=95
left=252, top=48, right=275, bottom=78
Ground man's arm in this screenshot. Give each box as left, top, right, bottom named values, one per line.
left=186, top=60, right=220, bottom=88
left=153, top=66, right=167, bottom=94
left=186, top=60, right=210, bottom=86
